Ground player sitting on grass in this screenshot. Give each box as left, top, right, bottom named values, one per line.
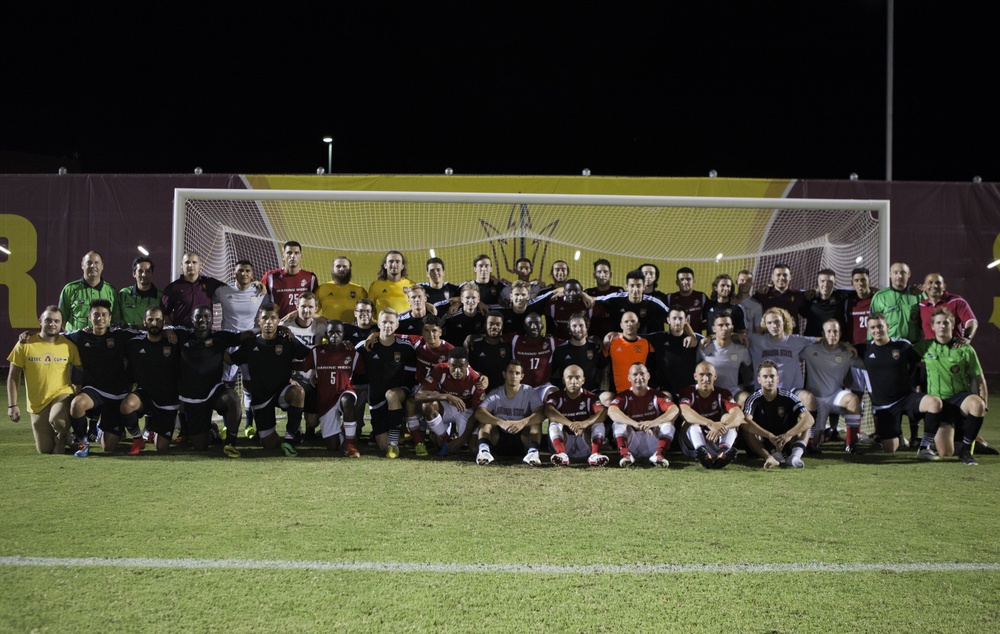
left=473, top=360, right=545, bottom=466
left=677, top=361, right=744, bottom=469
left=545, top=364, right=608, bottom=466
left=301, top=320, right=360, bottom=456
left=741, top=361, right=814, bottom=469
left=415, top=347, right=487, bottom=457
left=606, top=362, right=679, bottom=468
left=229, top=303, right=309, bottom=457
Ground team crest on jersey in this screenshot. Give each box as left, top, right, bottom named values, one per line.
left=499, top=349, right=507, bottom=358
left=730, top=354, right=739, bottom=362
left=639, top=309, right=647, bottom=318
left=275, top=345, right=284, bottom=355
left=834, top=355, right=844, bottom=364
left=106, top=339, right=115, bottom=349
left=163, top=347, right=172, bottom=357
left=579, top=401, right=586, bottom=411
left=394, top=352, right=401, bottom=363
left=950, top=364, right=961, bottom=374
left=350, top=291, right=357, bottom=298
left=204, top=339, right=213, bottom=347
left=777, top=406, right=786, bottom=417
left=693, top=299, right=700, bottom=307
left=299, top=279, right=308, bottom=287
left=586, top=349, right=594, bottom=360
left=892, top=349, right=900, bottom=360
left=438, top=355, right=447, bottom=363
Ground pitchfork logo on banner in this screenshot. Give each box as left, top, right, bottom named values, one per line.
left=479, top=203, right=559, bottom=279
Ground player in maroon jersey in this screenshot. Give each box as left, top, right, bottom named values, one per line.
left=606, top=362, right=679, bottom=467
left=677, top=361, right=745, bottom=469
left=667, top=267, right=710, bottom=333
left=508, top=313, right=560, bottom=401
left=261, top=241, right=319, bottom=317
left=302, top=320, right=360, bottom=455
left=545, top=365, right=608, bottom=466
left=415, top=347, right=488, bottom=456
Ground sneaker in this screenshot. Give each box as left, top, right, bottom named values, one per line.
left=824, top=428, right=844, bottom=443
left=127, top=437, right=145, bottom=456
left=975, top=437, right=999, bottom=455
left=787, top=454, right=805, bottom=468
left=857, top=433, right=877, bottom=447
left=414, top=442, right=428, bottom=457
left=695, top=446, right=713, bottom=469
left=958, top=451, right=979, bottom=466
left=386, top=444, right=399, bottom=459
left=619, top=452, right=635, bottom=467
left=844, top=443, right=862, bottom=455
left=280, top=442, right=298, bottom=457
left=523, top=450, right=542, bottom=466
left=343, top=441, right=361, bottom=458
left=437, top=441, right=450, bottom=457
left=649, top=453, right=669, bottom=468
left=916, top=446, right=940, bottom=461
left=245, top=424, right=256, bottom=440
left=476, top=449, right=494, bottom=465
left=223, top=444, right=241, bottom=459
left=587, top=453, right=609, bottom=467
left=714, top=446, right=738, bottom=469
left=550, top=452, right=570, bottom=466
left=74, top=440, right=90, bottom=458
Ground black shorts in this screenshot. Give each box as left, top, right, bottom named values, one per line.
left=135, top=389, right=179, bottom=436
left=294, top=378, right=318, bottom=414
left=84, top=388, right=125, bottom=436
left=249, top=387, right=296, bottom=433
left=494, top=429, right=526, bottom=456
left=369, top=404, right=404, bottom=436
left=873, top=392, right=925, bottom=439
left=182, top=385, right=231, bottom=436
left=939, top=391, right=974, bottom=435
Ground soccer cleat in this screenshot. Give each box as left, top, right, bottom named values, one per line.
left=245, top=424, right=256, bottom=440
left=523, top=450, right=542, bottom=466
left=127, top=437, right=145, bottom=456
left=619, top=452, right=635, bottom=468
left=916, top=446, right=940, bottom=461
left=695, top=446, right=713, bottom=469
left=223, top=444, right=241, bottom=459
left=787, top=455, right=805, bottom=468
left=714, top=446, right=739, bottom=469
left=587, top=453, right=609, bottom=467
left=824, top=427, right=844, bottom=443
left=343, top=442, right=361, bottom=458
left=74, top=440, right=90, bottom=458
left=550, top=452, right=570, bottom=466
left=386, top=444, right=399, bottom=459
left=958, top=451, right=979, bottom=466
left=975, top=437, right=999, bottom=455
left=413, top=442, right=428, bottom=457
left=476, top=449, right=495, bottom=465
left=280, top=442, right=298, bottom=457
left=844, top=443, right=862, bottom=455
left=649, top=453, right=669, bottom=468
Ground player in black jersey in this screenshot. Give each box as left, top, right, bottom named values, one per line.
left=595, top=269, right=668, bottom=335
left=550, top=312, right=606, bottom=392
left=741, top=361, right=814, bottom=469
left=465, top=311, right=510, bottom=391
left=231, top=303, right=310, bottom=456
left=443, top=283, right=486, bottom=346
left=121, top=306, right=181, bottom=453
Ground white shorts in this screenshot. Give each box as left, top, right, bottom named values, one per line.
left=318, top=389, right=357, bottom=439
left=850, top=367, right=870, bottom=393
left=615, top=426, right=659, bottom=460
left=815, top=390, right=854, bottom=427
left=549, top=422, right=602, bottom=460
left=441, top=400, right=476, bottom=436
left=531, top=383, right=557, bottom=402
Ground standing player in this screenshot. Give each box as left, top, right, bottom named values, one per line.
left=416, top=347, right=487, bottom=456
left=645, top=307, right=702, bottom=398
left=545, top=279, right=599, bottom=340
left=551, top=313, right=606, bottom=393
left=59, top=251, right=117, bottom=331
left=501, top=257, right=545, bottom=302
left=870, top=262, right=922, bottom=342
left=368, top=250, right=414, bottom=314
left=667, top=267, right=710, bottom=333
left=596, top=269, right=668, bottom=335
left=913, top=308, right=987, bottom=464
left=302, top=320, right=360, bottom=455
left=638, top=263, right=670, bottom=305
left=677, top=362, right=744, bottom=469
left=741, top=361, right=814, bottom=468
left=753, top=264, right=806, bottom=333
left=121, top=306, right=181, bottom=453
left=862, top=312, right=943, bottom=456
left=114, top=256, right=162, bottom=328
left=353, top=308, right=417, bottom=458
left=801, top=269, right=849, bottom=337
left=261, top=240, right=319, bottom=317
left=161, top=251, right=227, bottom=327
left=501, top=280, right=551, bottom=335
left=844, top=267, right=876, bottom=345
left=545, top=365, right=608, bottom=466
left=443, top=283, right=486, bottom=346
left=800, top=319, right=864, bottom=453
left=6, top=306, right=81, bottom=454
left=703, top=274, right=747, bottom=336
left=420, top=257, right=462, bottom=305
left=918, top=273, right=978, bottom=341
left=603, top=311, right=652, bottom=395
left=316, top=256, right=367, bottom=322
left=466, top=311, right=510, bottom=391
left=231, top=303, right=310, bottom=455
left=397, top=285, right=438, bottom=335
left=606, top=362, right=679, bottom=467
left=65, top=299, right=142, bottom=457
left=735, top=270, right=763, bottom=334
left=698, top=311, right=752, bottom=399
left=473, top=360, right=545, bottom=466
left=469, top=254, right=508, bottom=307
left=585, top=258, right=623, bottom=298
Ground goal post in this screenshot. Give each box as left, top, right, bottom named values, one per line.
left=172, top=188, right=890, bottom=291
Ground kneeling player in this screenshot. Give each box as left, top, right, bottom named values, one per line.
left=741, top=361, right=815, bottom=468
left=302, top=320, right=359, bottom=455
left=473, top=360, right=545, bottom=465
left=122, top=307, right=180, bottom=453
left=606, top=363, right=679, bottom=467
left=415, top=347, right=487, bottom=456
left=545, top=365, right=608, bottom=466
left=230, top=303, right=309, bottom=455
left=678, top=361, right=744, bottom=469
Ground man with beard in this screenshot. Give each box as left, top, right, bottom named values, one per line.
left=753, top=263, right=806, bottom=333
left=317, top=256, right=368, bottom=322
left=667, top=267, right=710, bottom=333
left=369, top=251, right=414, bottom=314
left=703, top=274, right=747, bottom=336
left=121, top=306, right=181, bottom=453
left=551, top=313, right=606, bottom=393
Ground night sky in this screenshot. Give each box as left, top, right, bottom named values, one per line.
left=6, top=3, right=996, bottom=182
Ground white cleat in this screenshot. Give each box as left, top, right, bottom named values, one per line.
left=476, top=449, right=495, bottom=465
left=523, top=450, right=541, bottom=466
left=587, top=453, right=609, bottom=467
left=550, top=452, right=570, bottom=466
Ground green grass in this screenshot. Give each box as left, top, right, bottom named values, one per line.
left=2, top=387, right=999, bottom=633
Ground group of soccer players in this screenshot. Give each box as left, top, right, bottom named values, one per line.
left=6, top=245, right=988, bottom=468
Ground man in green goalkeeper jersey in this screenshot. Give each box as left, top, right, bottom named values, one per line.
left=912, top=307, right=987, bottom=465
left=58, top=251, right=117, bottom=331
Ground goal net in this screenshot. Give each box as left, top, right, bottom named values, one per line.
left=172, top=189, right=889, bottom=295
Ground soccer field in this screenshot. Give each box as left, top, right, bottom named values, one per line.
left=2, top=389, right=999, bottom=633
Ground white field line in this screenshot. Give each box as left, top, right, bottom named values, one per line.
left=2, top=557, right=999, bottom=575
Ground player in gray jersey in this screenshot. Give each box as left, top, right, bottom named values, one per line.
left=801, top=319, right=864, bottom=453
left=698, top=311, right=752, bottom=403
left=735, top=270, right=763, bottom=334
left=473, top=360, right=545, bottom=466
left=744, top=308, right=817, bottom=392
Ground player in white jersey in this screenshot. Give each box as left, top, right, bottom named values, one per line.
left=801, top=319, right=865, bottom=453
left=282, top=292, right=327, bottom=438
left=698, top=311, right=752, bottom=402
left=214, top=260, right=270, bottom=381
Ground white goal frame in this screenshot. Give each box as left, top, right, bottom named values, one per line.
left=172, top=189, right=890, bottom=286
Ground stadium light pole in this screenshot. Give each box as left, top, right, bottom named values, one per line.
left=323, top=137, right=333, bottom=175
